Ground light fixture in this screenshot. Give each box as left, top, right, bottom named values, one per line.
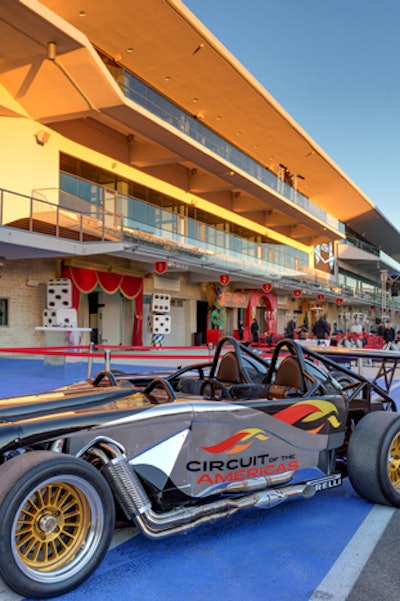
left=193, top=43, right=205, bottom=55
left=47, top=41, right=56, bottom=61
left=35, top=130, right=50, bottom=146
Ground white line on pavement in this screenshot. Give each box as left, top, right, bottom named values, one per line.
left=309, top=504, right=396, bottom=601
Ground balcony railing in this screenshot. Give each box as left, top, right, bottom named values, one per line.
left=104, top=62, right=344, bottom=235
left=59, top=173, right=308, bottom=277
left=3, top=184, right=397, bottom=308
left=0, top=188, right=123, bottom=242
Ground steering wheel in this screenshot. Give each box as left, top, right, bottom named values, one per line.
left=200, top=378, right=232, bottom=400
left=329, top=372, right=362, bottom=400
left=167, top=363, right=209, bottom=391
left=143, top=378, right=177, bottom=404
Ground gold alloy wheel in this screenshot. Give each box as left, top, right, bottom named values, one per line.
left=388, top=432, right=400, bottom=489
left=15, top=481, right=90, bottom=571
left=12, top=475, right=104, bottom=579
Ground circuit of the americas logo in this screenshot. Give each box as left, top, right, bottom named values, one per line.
left=201, top=428, right=268, bottom=454
left=187, top=402, right=341, bottom=485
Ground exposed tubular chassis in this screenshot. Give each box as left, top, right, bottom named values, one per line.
left=298, top=342, right=397, bottom=411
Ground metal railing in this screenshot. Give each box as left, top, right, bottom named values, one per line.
left=103, top=62, right=345, bottom=235
left=59, top=173, right=309, bottom=276
left=0, top=188, right=124, bottom=242
left=3, top=185, right=397, bottom=308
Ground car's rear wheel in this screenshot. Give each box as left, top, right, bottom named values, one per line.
left=347, top=411, right=400, bottom=506
left=0, top=451, right=115, bottom=599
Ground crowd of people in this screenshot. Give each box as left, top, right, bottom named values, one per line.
left=282, top=315, right=331, bottom=345
left=248, top=315, right=333, bottom=346
left=238, top=315, right=400, bottom=350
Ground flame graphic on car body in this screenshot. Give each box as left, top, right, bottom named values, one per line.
left=201, top=402, right=340, bottom=456
left=274, top=400, right=341, bottom=433
left=202, top=428, right=269, bottom=454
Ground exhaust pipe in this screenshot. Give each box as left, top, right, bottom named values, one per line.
left=203, top=471, right=296, bottom=496
left=97, top=442, right=315, bottom=540
left=136, top=482, right=315, bottom=539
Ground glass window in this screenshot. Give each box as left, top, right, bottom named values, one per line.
left=59, top=156, right=309, bottom=270
left=0, top=298, right=8, bottom=326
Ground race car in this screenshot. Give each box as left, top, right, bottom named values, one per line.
left=0, top=336, right=399, bottom=599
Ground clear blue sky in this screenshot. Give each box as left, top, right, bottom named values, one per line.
left=183, top=0, right=400, bottom=228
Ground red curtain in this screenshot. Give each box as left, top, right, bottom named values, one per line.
left=61, top=266, right=143, bottom=345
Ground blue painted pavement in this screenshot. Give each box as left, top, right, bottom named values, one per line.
left=44, top=481, right=370, bottom=601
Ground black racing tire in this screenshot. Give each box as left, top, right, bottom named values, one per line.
left=0, top=451, right=115, bottom=599
left=347, top=412, right=400, bottom=507
left=330, top=372, right=359, bottom=399
left=330, top=371, right=355, bottom=385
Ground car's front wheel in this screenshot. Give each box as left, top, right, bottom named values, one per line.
left=0, top=451, right=115, bottom=599
left=347, top=411, right=400, bottom=506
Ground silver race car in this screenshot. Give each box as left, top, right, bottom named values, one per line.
left=0, top=337, right=398, bottom=598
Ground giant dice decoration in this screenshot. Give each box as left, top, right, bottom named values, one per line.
left=147, top=313, right=171, bottom=335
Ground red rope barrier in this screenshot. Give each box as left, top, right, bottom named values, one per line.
left=0, top=347, right=95, bottom=357
left=0, top=345, right=272, bottom=361
left=0, top=346, right=87, bottom=352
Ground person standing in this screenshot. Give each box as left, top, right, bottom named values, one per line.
left=377, top=321, right=386, bottom=337
left=250, top=318, right=259, bottom=343
left=383, top=322, right=396, bottom=350
left=312, top=317, right=330, bottom=344
left=285, top=317, right=296, bottom=339
left=238, top=320, right=244, bottom=341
